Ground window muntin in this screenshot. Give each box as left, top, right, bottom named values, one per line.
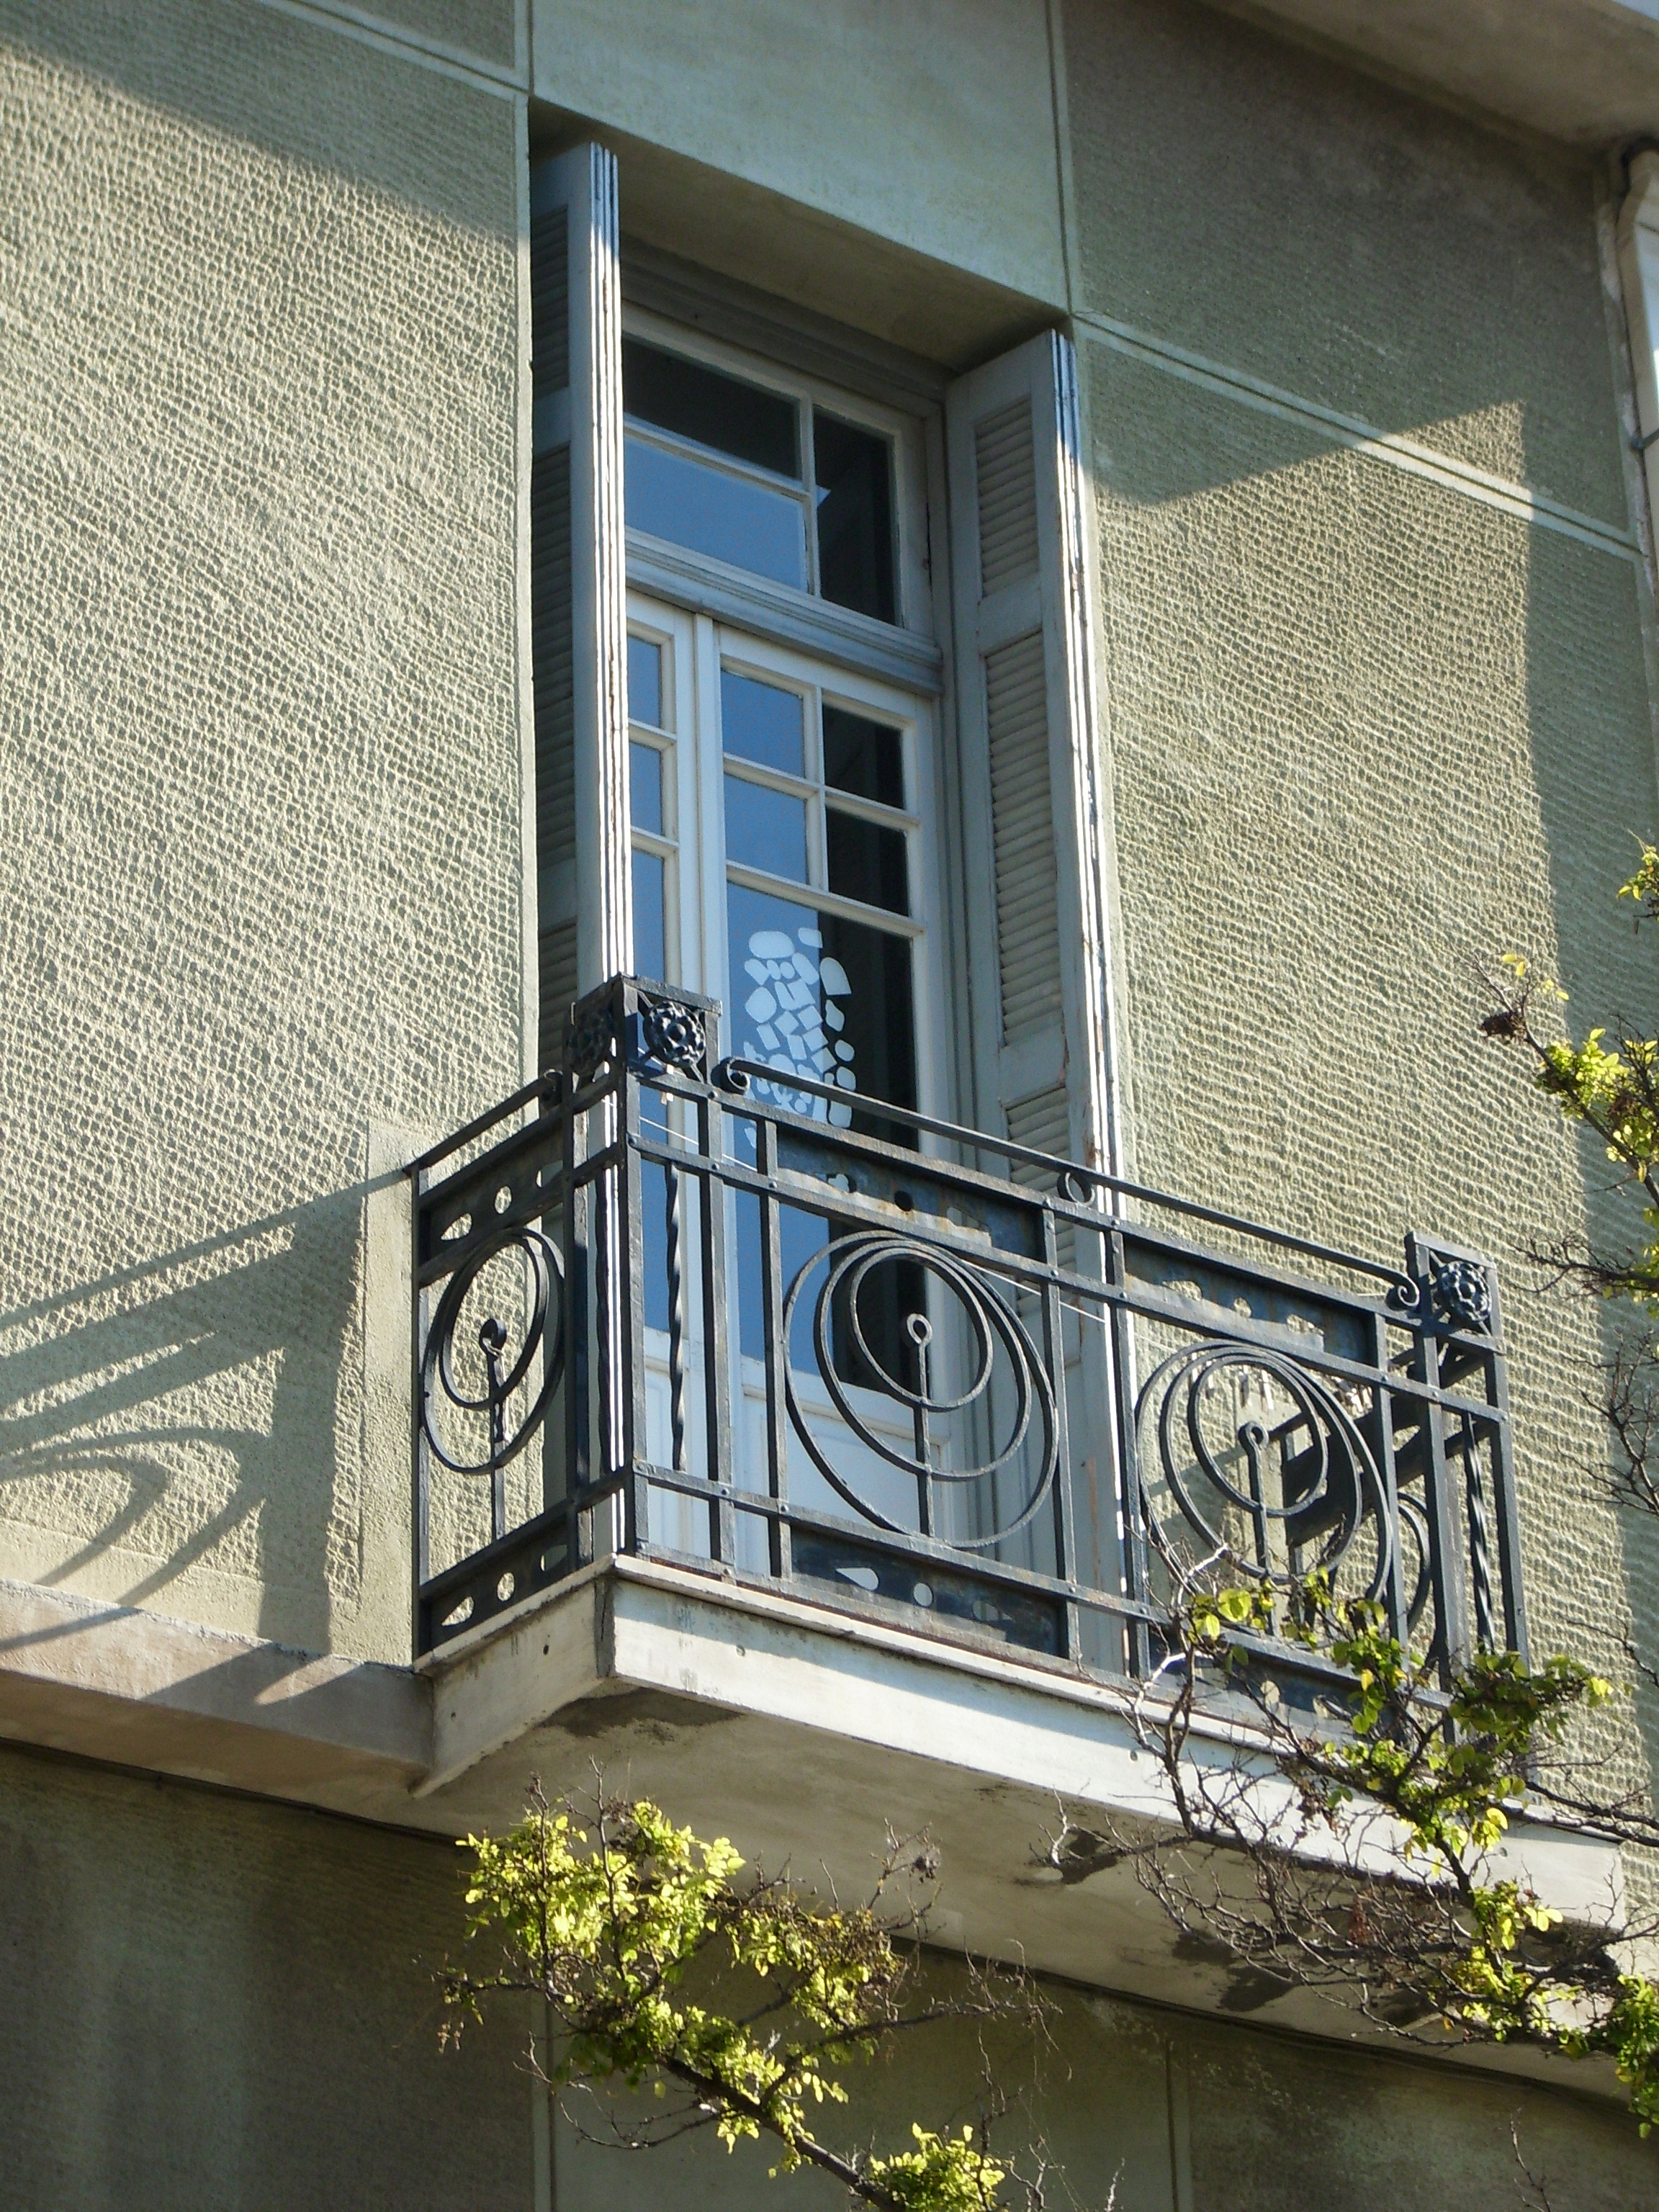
left=626, top=627, right=676, bottom=988
left=622, top=333, right=900, bottom=626
left=717, top=656, right=920, bottom=1130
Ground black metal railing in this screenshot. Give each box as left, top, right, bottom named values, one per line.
left=410, top=976, right=1525, bottom=1687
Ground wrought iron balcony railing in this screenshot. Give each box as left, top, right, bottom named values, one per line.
left=410, top=976, right=1525, bottom=1692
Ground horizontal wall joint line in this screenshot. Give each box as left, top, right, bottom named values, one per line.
left=248, top=0, right=527, bottom=95
left=1075, top=310, right=1640, bottom=562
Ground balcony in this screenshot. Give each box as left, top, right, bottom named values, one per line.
left=410, top=974, right=1526, bottom=1694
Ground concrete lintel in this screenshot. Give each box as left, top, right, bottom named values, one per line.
left=0, top=1577, right=431, bottom=1820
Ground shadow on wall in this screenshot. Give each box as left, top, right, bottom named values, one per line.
left=1, top=0, right=517, bottom=240
left=0, top=1192, right=368, bottom=1651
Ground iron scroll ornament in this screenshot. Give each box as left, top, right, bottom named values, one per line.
left=1135, top=1339, right=1393, bottom=1599
left=421, top=1226, right=565, bottom=1477
left=781, top=1231, right=1059, bottom=1547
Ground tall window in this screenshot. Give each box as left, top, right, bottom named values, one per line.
left=619, top=322, right=942, bottom=1137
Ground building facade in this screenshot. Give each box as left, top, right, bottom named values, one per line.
left=4, top=1, right=1659, bottom=2204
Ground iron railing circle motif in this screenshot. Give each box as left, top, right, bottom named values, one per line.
left=781, top=1231, right=1058, bottom=1547
left=1136, top=1339, right=1392, bottom=1598
left=421, top=1226, right=565, bottom=1477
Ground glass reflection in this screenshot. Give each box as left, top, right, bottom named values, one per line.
left=724, top=774, right=807, bottom=883
left=625, top=436, right=807, bottom=590
left=826, top=809, right=908, bottom=916
left=627, top=635, right=662, bottom=729
left=720, top=670, right=805, bottom=776
left=726, top=882, right=916, bottom=1132
left=632, top=848, right=667, bottom=984
left=630, top=742, right=664, bottom=837
left=822, top=706, right=903, bottom=808
left=813, top=412, right=895, bottom=624
left=624, top=340, right=799, bottom=478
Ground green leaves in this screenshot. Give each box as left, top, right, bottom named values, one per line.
left=1176, top=1571, right=1655, bottom=2126
left=867, top=2126, right=1007, bottom=2211
left=442, top=1787, right=1028, bottom=2208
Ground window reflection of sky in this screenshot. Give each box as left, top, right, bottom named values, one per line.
left=724, top=774, right=807, bottom=882
left=625, top=435, right=806, bottom=590
left=720, top=669, right=805, bottom=775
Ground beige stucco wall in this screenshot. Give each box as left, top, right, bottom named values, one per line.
left=0, top=1, right=528, bottom=1658
left=0, top=1742, right=536, bottom=2209
left=5, top=1739, right=1653, bottom=2212
left=1064, top=0, right=1659, bottom=1779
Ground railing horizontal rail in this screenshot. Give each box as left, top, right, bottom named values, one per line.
left=714, top=1054, right=1421, bottom=1308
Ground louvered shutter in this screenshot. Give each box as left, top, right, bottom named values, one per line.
left=530, top=145, right=630, bottom=1065
left=1619, top=150, right=1659, bottom=534
left=947, top=334, right=1113, bottom=1184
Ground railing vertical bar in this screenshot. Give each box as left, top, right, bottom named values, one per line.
left=755, top=1113, right=793, bottom=1584
left=1109, top=1226, right=1153, bottom=1681
left=1482, top=1269, right=1528, bottom=1665
left=701, top=1085, right=738, bottom=1569
left=665, top=1157, right=688, bottom=1473
left=1369, top=1307, right=1411, bottom=1650
left=619, top=1014, right=650, bottom=1558
left=1040, top=1200, right=1079, bottom=1663
left=565, top=1034, right=593, bottom=1568
left=411, top=1159, right=431, bottom=1654
left=1414, top=1323, right=1470, bottom=1686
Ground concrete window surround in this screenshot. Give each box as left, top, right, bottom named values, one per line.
left=0, top=1559, right=1624, bottom=2096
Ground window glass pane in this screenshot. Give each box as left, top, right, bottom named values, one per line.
left=627, top=635, right=662, bottom=729
left=813, top=412, right=896, bottom=624
left=826, top=809, right=909, bottom=916
left=727, top=884, right=916, bottom=1128
left=626, top=436, right=807, bottom=590
left=624, top=338, right=799, bottom=479
left=720, top=670, right=805, bottom=776
left=822, top=706, right=904, bottom=809
left=725, top=773, right=808, bottom=884
left=632, top=848, right=667, bottom=984
left=630, top=742, right=664, bottom=837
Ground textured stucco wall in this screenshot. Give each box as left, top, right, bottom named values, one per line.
left=0, top=1743, right=536, bottom=2210
left=1066, top=0, right=1629, bottom=521
left=1065, top=0, right=1659, bottom=1774
left=4, top=1743, right=1652, bottom=2212
left=0, top=2, right=526, bottom=1658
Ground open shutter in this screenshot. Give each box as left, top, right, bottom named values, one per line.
left=530, top=144, right=630, bottom=1065
left=1619, top=149, right=1659, bottom=540
left=948, top=333, right=1113, bottom=1183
